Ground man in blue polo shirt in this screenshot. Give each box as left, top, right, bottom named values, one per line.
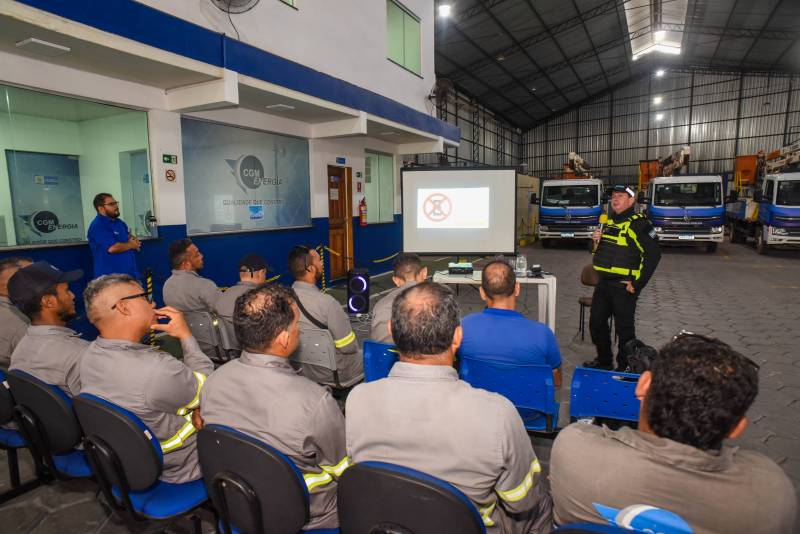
left=87, top=193, right=140, bottom=279
left=459, top=259, right=562, bottom=386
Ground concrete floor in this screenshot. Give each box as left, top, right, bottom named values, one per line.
left=1, top=238, right=798, bottom=532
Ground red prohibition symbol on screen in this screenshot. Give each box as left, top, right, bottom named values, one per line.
left=423, top=193, right=452, bottom=222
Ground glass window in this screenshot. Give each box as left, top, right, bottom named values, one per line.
left=181, top=118, right=311, bottom=234
left=541, top=185, right=599, bottom=207
left=764, top=180, right=774, bottom=202
left=364, top=151, right=394, bottom=223
left=386, top=0, right=421, bottom=75
left=776, top=180, right=800, bottom=206
left=0, top=84, right=153, bottom=247
left=654, top=182, right=721, bottom=206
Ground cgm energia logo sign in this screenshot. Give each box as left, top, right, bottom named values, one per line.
left=21, top=210, right=79, bottom=236
left=226, top=155, right=282, bottom=194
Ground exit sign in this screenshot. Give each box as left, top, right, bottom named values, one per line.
left=163, top=154, right=178, bottom=164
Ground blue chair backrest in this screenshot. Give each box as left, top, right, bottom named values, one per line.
left=592, top=503, right=694, bottom=534
left=7, top=370, right=82, bottom=454
left=555, top=524, right=629, bottom=533
left=363, top=340, right=398, bottom=382
left=73, top=393, right=163, bottom=491
left=338, top=461, right=485, bottom=534
left=569, top=367, right=641, bottom=422
left=197, top=424, right=310, bottom=534
left=459, top=357, right=557, bottom=418
left=0, top=370, right=15, bottom=425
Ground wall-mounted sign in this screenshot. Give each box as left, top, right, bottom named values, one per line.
left=163, top=154, right=178, bottom=164
left=165, top=169, right=176, bottom=182
left=336, top=156, right=346, bottom=165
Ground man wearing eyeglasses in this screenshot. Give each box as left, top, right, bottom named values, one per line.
left=550, top=334, right=796, bottom=533
left=7, top=261, right=85, bottom=396
left=87, top=193, right=141, bottom=279
left=80, top=274, right=214, bottom=484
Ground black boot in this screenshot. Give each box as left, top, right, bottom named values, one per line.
left=582, top=359, right=613, bottom=370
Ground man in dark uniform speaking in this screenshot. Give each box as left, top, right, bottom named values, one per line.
left=87, top=193, right=140, bottom=279
left=584, top=185, right=661, bottom=371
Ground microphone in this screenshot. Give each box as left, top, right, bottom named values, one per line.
left=593, top=214, right=608, bottom=252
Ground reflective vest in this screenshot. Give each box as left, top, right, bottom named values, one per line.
left=593, top=213, right=645, bottom=279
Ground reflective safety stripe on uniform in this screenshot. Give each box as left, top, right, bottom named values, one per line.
left=303, top=470, right=334, bottom=492
left=320, top=456, right=351, bottom=477
left=478, top=501, right=496, bottom=527
left=159, top=413, right=196, bottom=453
left=333, top=331, right=356, bottom=349
left=496, top=459, right=542, bottom=503
left=177, top=372, right=207, bottom=416
left=593, top=265, right=641, bottom=277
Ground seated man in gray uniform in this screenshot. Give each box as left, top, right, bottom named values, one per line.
left=288, top=246, right=362, bottom=387
left=0, top=257, right=32, bottom=369
left=163, top=239, right=222, bottom=357
left=163, top=238, right=221, bottom=313
left=369, top=252, right=427, bottom=344
left=346, top=282, right=553, bottom=533
left=215, top=252, right=268, bottom=320
left=550, top=334, right=796, bottom=533
left=201, top=284, right=348, bottom=530
left=8, top=261, right=85, bottom=396
left=81, top=274, right=214, bottom=484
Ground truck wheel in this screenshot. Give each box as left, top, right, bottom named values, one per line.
left=755, top=226, right=767, bottom=255
left=541, top=239, right=551, bottom=249
left=730, top=225, right=741, bottom=243
left=706, top=243, right=718, bottom=253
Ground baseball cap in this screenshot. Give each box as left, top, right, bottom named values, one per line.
left=611, top=184, right=636, bottom=197
left=239, top=253, right=269, bottom=273
left=7, top=261, right=83, bottom=307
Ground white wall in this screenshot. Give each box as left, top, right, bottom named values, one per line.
left=137, top=0, right=435, bottom=115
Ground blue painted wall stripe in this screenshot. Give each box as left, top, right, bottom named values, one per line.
left=15, top=0, right=460, bottom=142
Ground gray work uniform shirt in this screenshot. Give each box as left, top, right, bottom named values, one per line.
left=9, top=325, right=87, bottom=397
left=550, top=423, right=797, bottom=534
left=80, top=335, right=214, bottom=484
left=215, top=281, right=259, bottom=320
left=346, top=362, right=553, bottom=533
left=163, top=269, right=221, bottom=313
left=0, top=296, right=29, bottom=370
left=291, top=281, right=362, bottom=387
left=369, top=281, right=418, bottom=344
left=201, top=351, right=348, bottom=529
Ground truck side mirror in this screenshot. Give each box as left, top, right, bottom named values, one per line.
left=530, top=193, right=539, bottom=205
left=637, top=192, right=649, bottom=204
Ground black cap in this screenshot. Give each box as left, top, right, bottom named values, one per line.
left=7, top=261, right=83, bottom=307
left=239, top=253, right=268, bottom=273
left=611, top=184, right=636, bottom=197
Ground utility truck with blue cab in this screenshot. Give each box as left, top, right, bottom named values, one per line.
left=640, top=175, right=726, bottom=253
left=536, top=178, right=604, bottom=248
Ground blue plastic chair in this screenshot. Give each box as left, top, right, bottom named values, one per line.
left=197, top=424, right=339, bottom=534
left=0, top=370, right=42, bottom=503
left=338, top=461, right=485, bottom=534
left=7, top=370, right=92, bottom=480
left=555, top=523, right=628, bottom=533
left=362, top=340, right=398, bottom=382
left=569, top=367, right=641, bottom=423
left=73, top=393, right=208, bottom=532
left=459, top=357, right=559, bottom=433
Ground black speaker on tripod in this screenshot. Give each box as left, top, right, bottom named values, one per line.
left=347, top=268, right=370, bottom=314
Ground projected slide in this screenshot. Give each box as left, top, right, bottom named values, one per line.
left=417, top=187, right=489, bottom=229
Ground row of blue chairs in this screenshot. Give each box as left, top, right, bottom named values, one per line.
left=363, top=341, right=642, bottom=433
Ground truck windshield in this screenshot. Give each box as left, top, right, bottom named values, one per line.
left=776, top=181, right=800, bottom=206
left=654, top=182, right=721, bottom=206
left=542, top=185, right=598, bottom=207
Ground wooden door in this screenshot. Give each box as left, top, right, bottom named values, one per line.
left=327, top=165, right=353, bottom=280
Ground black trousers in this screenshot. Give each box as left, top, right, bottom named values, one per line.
left=589, top=280, right=638, bottom=368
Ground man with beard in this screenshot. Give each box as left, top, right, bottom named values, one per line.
left=163, top=239, right=221, bottom=315
left=289, top=246, right=362, bottom=387
left=87, top=193, right=141, bottom=278
left=7, top=261, right=86, bottom=396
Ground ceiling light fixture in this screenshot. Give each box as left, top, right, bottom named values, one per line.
left=265, top=103, right=295, bottom=111
left=632, top=43, right=681, bottom=61
left=655, top=69, right=665, bottom=77
left=438, top=4, right=452, bottom=17
left=653, top=96, right=663, bottom=105
left=654, top=30, right=666, bottom=42
left=380, top=131, right=400, bottom=136
left=15, top=37, right=71, bottom=57
left=655, top=113, right=664, bottom=121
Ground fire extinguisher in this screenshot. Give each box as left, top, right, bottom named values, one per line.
left=359, top=197, right=368, bottom=226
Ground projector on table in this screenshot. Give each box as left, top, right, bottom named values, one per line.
left=447, top=262, right=473, bottom=275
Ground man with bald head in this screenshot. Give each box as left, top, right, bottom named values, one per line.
left=80, top=274, right=213, bottom=483
left=347, top=282, right=553, bottom=533
left=0, top=257, right=32, bottom=369
left=459, top=259, right=562, bottom=386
